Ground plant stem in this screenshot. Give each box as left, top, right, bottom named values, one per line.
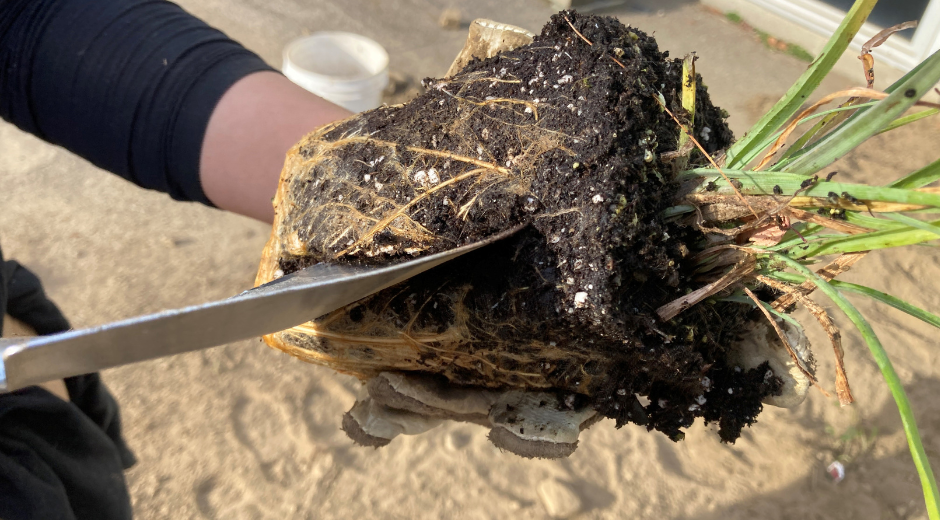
left=678, top=54, right=696, bottom=153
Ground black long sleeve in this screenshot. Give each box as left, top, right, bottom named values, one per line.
left=0, top=0, right=274, bottom=204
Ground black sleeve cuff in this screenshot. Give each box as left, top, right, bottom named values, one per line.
left=1, top=0, right=275, bottom=205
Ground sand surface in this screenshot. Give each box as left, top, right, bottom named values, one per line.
left=2, top=1, right=939, bottom=518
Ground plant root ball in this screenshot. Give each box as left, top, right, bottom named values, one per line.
left=257, top=11, right=779, bottom=443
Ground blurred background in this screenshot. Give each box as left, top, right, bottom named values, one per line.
left=2, top=0, right=939, bottom=518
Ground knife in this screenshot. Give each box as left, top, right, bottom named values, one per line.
left=0, top=229, right=519, bottom=393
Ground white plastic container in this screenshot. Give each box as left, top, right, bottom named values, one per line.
left=282, top=32, right=389, bottom=113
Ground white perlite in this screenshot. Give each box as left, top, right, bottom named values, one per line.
left=574, top=292, right=589, bottom=308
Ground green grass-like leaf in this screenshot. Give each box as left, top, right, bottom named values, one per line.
left=890, top=157, right=940, bottom=189
left=844, top=211, right=907, bottom=230
left=775, top=101, right=865, bottom=165
left=833, top=281, right=940, bottom=329
left=768, top=48, right=940, bottom=172
left=764, top=254, right=940, bottom=520
left=883, top=213, right=940, bottom=237
left=879, top=109, right=939, bottom=134
left=725, top=0, right=877, bottom=168
left=680, top=168, right=940, bottom=208
left=787, top=220, right=940, bottom=258
left=732, top=101, right=879, bottom=168
left=719, top=293, right=804, bottom=328
left=766, top=223, right=826, bottom=252
left=773, top=272, right=940, bottom=330
left=779, top=48, right=940, bottom=176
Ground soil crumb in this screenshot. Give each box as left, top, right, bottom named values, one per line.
left=260, top=11, right=780, bottom=443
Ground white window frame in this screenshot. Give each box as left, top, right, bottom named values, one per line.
left=747, top=0, right=940, bottom=71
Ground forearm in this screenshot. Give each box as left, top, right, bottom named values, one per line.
left=0, top=0, right=348, bottom=218
left=200, top=72, right=352, bottom=223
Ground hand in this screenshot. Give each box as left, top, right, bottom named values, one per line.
left=341, top=372, right=599, bottom=459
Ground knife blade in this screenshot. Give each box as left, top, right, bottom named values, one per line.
left=0, top=229, right=519, bottom=392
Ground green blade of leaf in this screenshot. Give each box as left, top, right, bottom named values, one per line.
left=765, top=272, right=940, bottom=329
left=766, top=253, right=940, bottom=520
left=681, top=168, right=940, bottom=208
left=775, top=102, right=860, bottom=165
left=844, top=211, right=906, bottom=230
left=724, top=0, right=877, bottom=168
left=890, top=157, right=940, bottom=189
left=775, top=84, right=938, bottom=164
left=766, top=223, right=826, bottom=252
left=770, top=51, right=939, bottom=172
left=680, top=168, right=810, bottom=187
left=779, top=48, right=940, bottom=176
left=833, top=281, right=940, bottom=329
left=769, top=48, right=940, bottom=171
left=662, top=205, right=695, bottom=218
left=883, top=212, right=940, bottom=237
left=879, top=109, right=939, bottom=134
left=765, top=270, right=812, bottom=285
left=788, top=220, right=940, bottom=258
left=797, top=183, right=940, bottom=207
left=731, top=101, right=879, bottom=168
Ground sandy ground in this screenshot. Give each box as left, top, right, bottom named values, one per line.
left=2, top=1, right=940, bottom=518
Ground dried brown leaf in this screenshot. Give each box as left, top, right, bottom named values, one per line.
left=758, top=276, right=854, bottom=405
left=781, top=207, right=874, bottom=234
left=862, top=21, right=919, bottom=54
left=656, top=257, right=755, bottom=321
left=770, top=251, right=868, bottom=311
left=742, top=286, right=828, bottom=397
left=755, top=87, right=940, bottom=170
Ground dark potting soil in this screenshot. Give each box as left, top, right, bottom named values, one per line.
left=274, top=11, right=780, bottom=442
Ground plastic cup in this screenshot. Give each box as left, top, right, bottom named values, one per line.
left=282, top=32, right=390, bottom=113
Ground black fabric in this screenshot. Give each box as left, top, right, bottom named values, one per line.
left=1, top=259, right=70, bottom=336
left=0, top=387, right=134, bottom=520
left=0, top=0, right=274, bottom=204
left=1, top=244, right=136, bottom=520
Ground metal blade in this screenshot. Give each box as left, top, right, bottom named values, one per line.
left=0, top=230, right=517, bottom=392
